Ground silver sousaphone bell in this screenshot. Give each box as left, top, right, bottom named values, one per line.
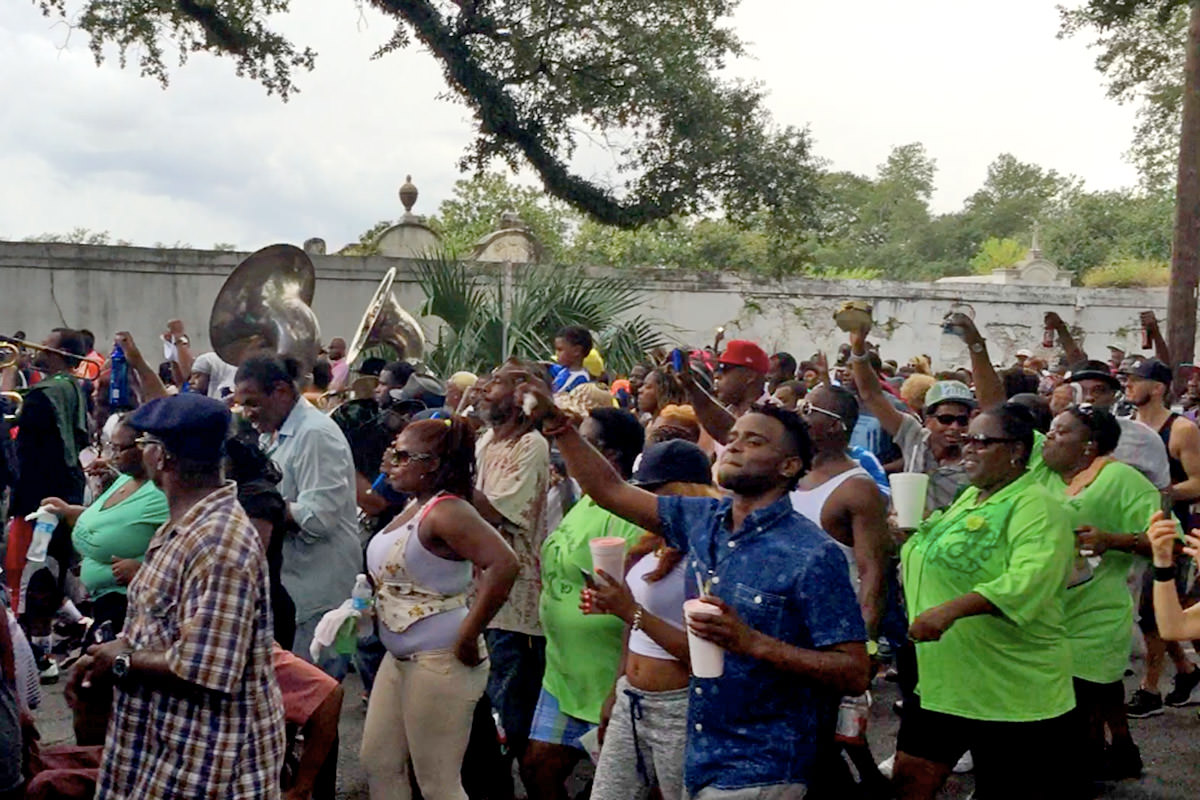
left=209, top=244, right=322, bottom=375
left=345, top=267, right=425, bottom=367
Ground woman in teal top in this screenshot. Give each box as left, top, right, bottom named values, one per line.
left=42, top=417, right=168, bottom=638
left=895, top=403, right=1081, bottom=799
left=1043, top=404, right=1158, bottom=782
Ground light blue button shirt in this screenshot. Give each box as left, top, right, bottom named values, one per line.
left=261, top=398, right=362, bottom=623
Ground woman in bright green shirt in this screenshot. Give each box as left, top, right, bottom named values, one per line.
left=42, top=418, right=168, bottom=638
left=895, top=403, right=1081, bottom=799
left=1043, top=404, right=1158, bottom=782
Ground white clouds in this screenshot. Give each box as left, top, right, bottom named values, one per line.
left=1, top=0, right=1142, bottom=247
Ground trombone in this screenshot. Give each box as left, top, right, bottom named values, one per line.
left=1, top=391, right=21, bottom=422
left=0, top=336, right=103, bottom=381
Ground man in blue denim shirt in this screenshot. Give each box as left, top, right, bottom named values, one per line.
left=538, top=396, right=869, bottom=799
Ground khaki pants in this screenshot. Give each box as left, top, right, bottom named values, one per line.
left=360, top=650, right=488, bottom=800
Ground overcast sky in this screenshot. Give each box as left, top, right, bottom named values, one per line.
left=0, top=0, right=1141, bottom=251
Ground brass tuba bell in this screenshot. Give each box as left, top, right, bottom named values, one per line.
left=345, top=267, right=425, bottom=367
left=209, top=244, right=322, bottom=373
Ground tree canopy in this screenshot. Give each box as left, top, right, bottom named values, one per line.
left=33, top=0, right=822, bottom=231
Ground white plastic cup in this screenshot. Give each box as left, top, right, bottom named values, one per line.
left=684, top=598, right=725, bottom=678
left=889, top=473, right=930, bottom=530
left=589, top=537, right=627, bottom=584
left=23, top=507, right=58, bottom=563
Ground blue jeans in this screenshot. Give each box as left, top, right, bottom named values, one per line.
left=483, top=630, right=545, bottom=759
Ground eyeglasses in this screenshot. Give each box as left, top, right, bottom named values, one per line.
left=385, top=449, right=436, bottom=466
left=102, top=441, right=139, bottom=456
left=962, top=434, right=1018, bottom=447
left=134, top=434, right=164, bottom=449
left=932, top=413, right=971, bottom=427
left=798, top=401, right=843, bottom=423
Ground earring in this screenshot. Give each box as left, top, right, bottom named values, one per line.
left=1010, top=457, right=1021, bottom=467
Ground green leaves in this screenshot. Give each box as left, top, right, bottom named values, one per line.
left=413, top=251, right=673, bottom=376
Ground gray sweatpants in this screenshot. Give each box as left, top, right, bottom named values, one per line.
left=590, top=676, right=689, bottom=800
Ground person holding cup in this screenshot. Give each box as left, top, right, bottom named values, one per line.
left=895, top=403, right=1081, bottom=799
left=526, top=407, right=646, bottom=800
left=581, top=440, right=719, bottom=800
left=530, top=385, right=869, bottom=800
left=1042, top=403, right=1158, bottom=781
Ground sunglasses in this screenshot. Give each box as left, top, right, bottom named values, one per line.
left=102, top=441, right=140, bottom=456
left=385, top=449, right=436, bottom=466
left=962, top=434, right=1017, bottom=447
left=798, top=401, right=843, bottom=423
left=134, top=434, right=165, bottom=449
left=932, top=413, right=971, bottom=427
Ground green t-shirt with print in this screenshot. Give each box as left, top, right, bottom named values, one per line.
left=540, top=496, right=644, bottom=722
left=1061, top=461, right=1157, bottom=684
left=901, top=470, right=1075, bottom=722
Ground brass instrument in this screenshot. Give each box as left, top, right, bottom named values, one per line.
left=0, top=336, right=103, bottom=381
left=1, top=390, right=21, bottom=422
left=208, top=244, right=322, bottom=374
left=345, top=268, right=425, bottom=367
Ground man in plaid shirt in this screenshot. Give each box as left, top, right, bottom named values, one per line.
left=74, top=394, right=284, bottom=799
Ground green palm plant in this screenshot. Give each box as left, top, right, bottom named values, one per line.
left=413, top=251, right=675, bottom=377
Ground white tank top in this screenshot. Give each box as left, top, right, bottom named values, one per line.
left=789, top=467, right=869, bottom=594
left=627, top=552, right=687, bottom=661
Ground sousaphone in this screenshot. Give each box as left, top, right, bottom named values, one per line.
left=209, top=244, right=322, bottom=373
left=345, top=267, right=425, bottom=367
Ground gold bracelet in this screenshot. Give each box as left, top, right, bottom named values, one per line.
left=631, top=605, right=645, bottom=631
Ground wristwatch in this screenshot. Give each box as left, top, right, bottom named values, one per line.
left=113, top=650, right=134, bottom=682
left=173, top=335, right=190, bottom=347
left=969, top=341, right=985, bottom=354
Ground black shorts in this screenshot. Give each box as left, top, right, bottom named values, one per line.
left=1138, top=557, right=1200, bottom=634
left=896, top=695, right=1086, bottom=800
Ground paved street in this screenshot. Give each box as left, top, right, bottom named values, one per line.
left=30, top=663, right=1200, bottom=798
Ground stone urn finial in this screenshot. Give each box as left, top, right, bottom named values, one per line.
left=399, top=175, right=418, bottom=214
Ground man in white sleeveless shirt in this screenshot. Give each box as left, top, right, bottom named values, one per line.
left=790, top=383, right=891, bottom=795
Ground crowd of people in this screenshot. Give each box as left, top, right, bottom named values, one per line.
left=0, top=307, right=1198, bottom=800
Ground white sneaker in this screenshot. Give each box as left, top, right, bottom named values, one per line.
left=953, top=750, right=973, bottom=773
left=39, top=660, right=60, bottom=685
left=877, top=753, right=895, bottom=779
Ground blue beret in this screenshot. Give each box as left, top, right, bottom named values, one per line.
left=128, top=394, right=231, bottom=462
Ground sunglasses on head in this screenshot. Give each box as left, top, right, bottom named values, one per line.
left=932, top=413, right=970, bottom=427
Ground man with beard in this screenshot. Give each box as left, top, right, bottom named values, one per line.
left=472, top=360, right=552, bottom=795
left=535, top=393, right=868, bottom=799
left=233, top=354, right=361, bottom=673
left=1119, top=359, right=1200, bottom=718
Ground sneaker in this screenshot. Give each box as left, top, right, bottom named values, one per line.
left=1165, top=668, right=1200, bottom=707
left=1099, top=741, right=1143, bottom=781
left=877, top=754, right=895, bottom=780
left=953, top=750, right=973, bottom=774
left=1125, top=689, right=1164, bottom=718
left=39, top=660, right=59, bottom=685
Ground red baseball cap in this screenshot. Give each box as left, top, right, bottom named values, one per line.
left=718, top=340, right=769, bottom=375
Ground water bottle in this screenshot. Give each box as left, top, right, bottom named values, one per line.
left=109, top=342, right=133, bottom=410
left=23, top=506, right=58, bottom=563
left=351, top=573, right=373, bottom=638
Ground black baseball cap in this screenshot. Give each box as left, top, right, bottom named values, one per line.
left=1123, top=358, right=1173, bottom=386
left=631, top=440, right=713, bottom=488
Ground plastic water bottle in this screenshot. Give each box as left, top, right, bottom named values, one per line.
left=109, top=342, right=133, bottom=410
left=23, top=506, right=58, bottom=563
left=351, top=573, right=373, bottom=638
